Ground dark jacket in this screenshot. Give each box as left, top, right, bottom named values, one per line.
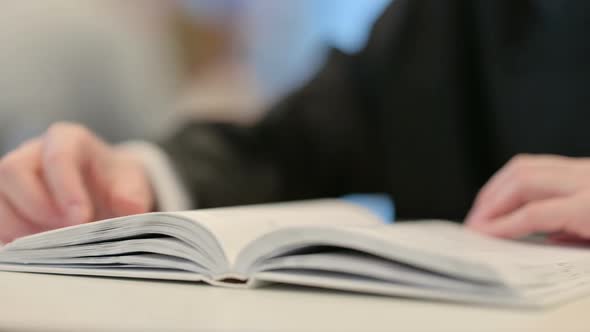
left=161, top=0, right=590, bottom=221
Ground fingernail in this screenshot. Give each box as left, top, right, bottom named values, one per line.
left=465, top=209, right=486, bottom=226
left=476, top=224, right=498, bottom=235
left=112, top=187, right=150, bottom=214
left=120, top=197, right=149, bottom=215
left=464, top=213, right=477, bottom=225
left=465, top=217, right=488, bottom=231
left=67, top=203, right=88, bottom=225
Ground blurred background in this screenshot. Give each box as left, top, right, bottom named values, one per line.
left=0, top=0, right=391, bottom=153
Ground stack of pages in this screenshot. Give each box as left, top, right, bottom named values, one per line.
left=0, top=200, right=588, bottom=308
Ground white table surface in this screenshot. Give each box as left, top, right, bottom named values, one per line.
left=0, top=270, right=588, bottom=332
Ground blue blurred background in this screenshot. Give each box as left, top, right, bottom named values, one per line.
left=181, top=0, right=391, bottom=102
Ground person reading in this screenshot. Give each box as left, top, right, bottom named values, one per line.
left=1, top=0, right=590, bottom=246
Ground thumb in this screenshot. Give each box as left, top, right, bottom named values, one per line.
left=107, top=153, right=154, bottom=217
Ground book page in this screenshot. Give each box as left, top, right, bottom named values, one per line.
left=346, top=222, right=590, bottom=286
left=253, top=270, right=527, bottom=307
left=238, top=221, right=590, bottom=287
left=249, top=222, right=590, bottom=306
left=174, top=199, right=384, bottom=267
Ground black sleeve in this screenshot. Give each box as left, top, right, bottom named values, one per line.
left=159, top=3, right=408, bottom=209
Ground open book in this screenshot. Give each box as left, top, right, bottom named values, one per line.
left=0, top=199, right=589, bottom=308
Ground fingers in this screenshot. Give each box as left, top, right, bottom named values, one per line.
left=467, top=167, right=576, bottom=225
left=474, top=194, right=590, bottom=239
left=0, top=194, right=43, bottom=244
left=41, top=123, right=107, bottom=225
left=547, top=233, right=590, bottom=246
left=0, top=140, right=62, bottom=228
left=107, top=153, right=154, bottom=216
left=41, top=123, right=152, bottom=223
left=0, top=122, right=153, bottom=242
left=466, top=155, right=583, bottom=226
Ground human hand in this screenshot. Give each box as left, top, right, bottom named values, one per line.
left=466, top=154, right=590, bottom=241
left=0, top=123, right=154, bottom=243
